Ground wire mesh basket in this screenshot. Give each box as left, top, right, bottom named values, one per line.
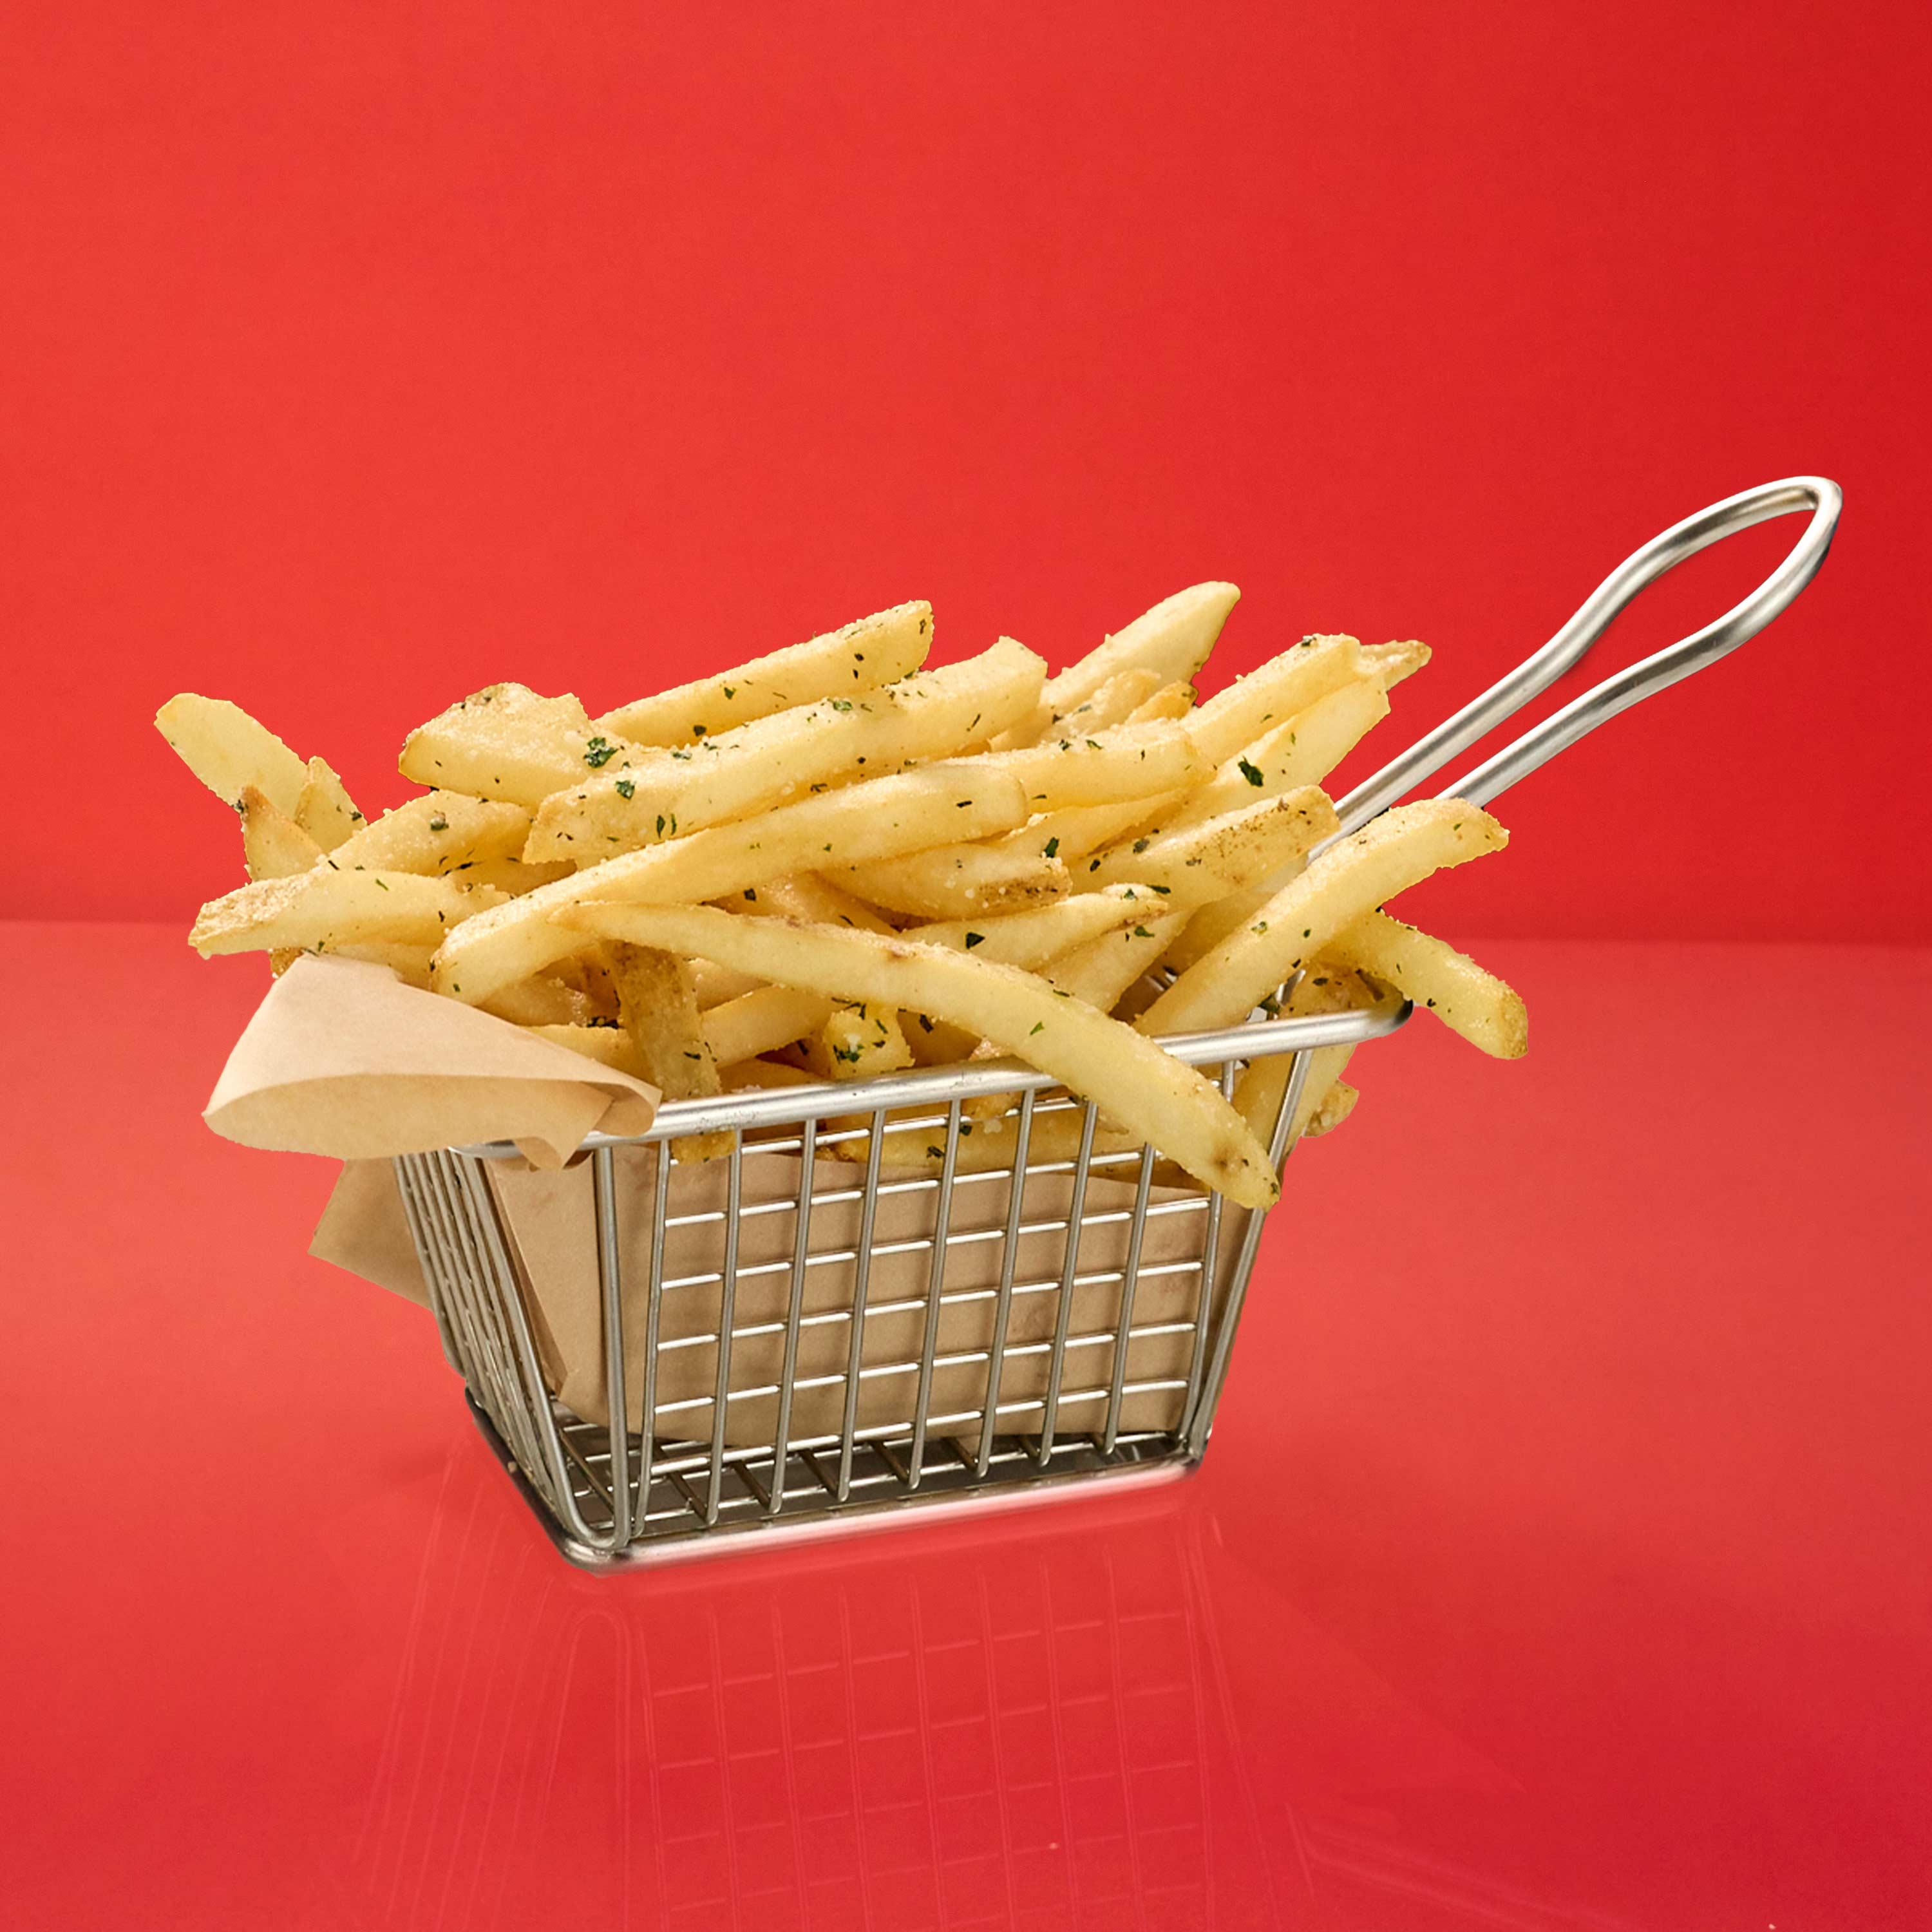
left=395, top=478, right=1840, bottom=1569
left=397, top=1000, right=1406, bottom=1567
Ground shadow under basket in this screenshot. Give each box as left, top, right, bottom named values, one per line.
left=393, top=999, right=1408, bottom=1568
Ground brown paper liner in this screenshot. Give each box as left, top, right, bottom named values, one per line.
left=204, top=954, right=659, bottom=1169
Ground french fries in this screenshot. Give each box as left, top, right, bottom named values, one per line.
left=1037, top=582, right=1238, bottom=727
left=902, top=887, right=1153, bottom=965
left=597, top=601, right=932, bottom=746
left=295, top=757, right=364, bottom=849
left=431, top=765, right=1030, bottom=1007
left=333, top=792, right=533, bottom=874
left=1082, top=788, right=1338, bottom=898
left=1188, top=634, right=1380, bottom=767
left=1139, top=800, right=1508, bottom=1036
left=238, top=787, right=325, bottom=880
left=837, top=844, right=1070, bottom=920
left=1321, top=911, right=1528, bottom=1057
left=524, top=638, right=1045, bottom=861
left=167, top=579, right=1526, bottom=1201
left=398, top=681, right=602, bottom=808
left=554, top=903, right=1282, bottom=1208
left=1153, top=679, right=1390, bottom=837
left=192, top=867, right=504, bottom=957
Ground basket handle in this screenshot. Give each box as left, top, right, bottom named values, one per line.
left=1332, top=475, right=1842, bottom=832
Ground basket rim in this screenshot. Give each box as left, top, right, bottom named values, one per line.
left=450, top=996, right=1412, bottom=1157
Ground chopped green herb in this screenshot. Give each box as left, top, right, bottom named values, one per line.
left=1043, top=836, right=1059, bottom=858
left=723, top=685, right=735, bottom=699
left=1132, top=837, right=1151, bottom=853
left=1238, top=757, right=1264, bottom=787
left=830, top=699, right=854, bottom=713
left=1132, top=925, right=1152, bottom=938
left=656, top=815, right=667, bottom=835
left=583, top=736, right=618, bottom=768
left=1030, top=1021, right=1045, bottom=1035
left=615, top=777, right=636, bottom=800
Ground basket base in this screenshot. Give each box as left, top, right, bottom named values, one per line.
left=462, top=1393, right=1202, bottom=1570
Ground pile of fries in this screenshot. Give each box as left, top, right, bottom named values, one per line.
left=161, top=585, right=1526, bottom=1209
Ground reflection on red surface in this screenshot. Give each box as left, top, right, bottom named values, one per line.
left=345, top=1452, right=1520, bottom=1932
left=5, top=930, right=1930, bottom=1931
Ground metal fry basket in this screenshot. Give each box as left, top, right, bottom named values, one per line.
left=396, top=478, right=1841, bottom=1568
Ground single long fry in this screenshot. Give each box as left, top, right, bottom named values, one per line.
left=156, top=694, right=312, bottom=817
left=431, top=766, right=1028, bottom=1007
left=1361, top=639, right=1432, bottom=688
left=398, top=681, right=601, bottom=807
left=990, top=797, right=1175, bottom=866
left=1139, top=800, right=1508, bottom=1036
left=191, top=868, right=503, bottom=957
left=1157, top=680, right=1390, bottom=837
left=818, top=1003, right=914, bottom=1080
left=734, top=873, right=895, bottom=933
left=703, top=985, right=835, bottom=1066
left=903, top=887, right=1151, bottom=965
left=238, top=786, right=325, bottom=880
left=1305, top=1079, right=1359, bottom=1137
left=1084, top=788, right=1338, bottom=896
left=609, top=943, right=730, bottom=1159
left=1040, top=582, right=1238, bottom=724
left=1125, top=680, right=1196, bottom=724
left=1323, top=911, right=1527, bottom=1057
left=1226, top=963, right=1378, bottom=1153
left=294, top=757, right=363, bottom=849
left=1043, top=667, right=1164, bottom=735
left=598, top=601, right=933, bottom=746
left=332, top=791, right=534, bottom=874
left=526, top=638, right=1044, bottom=861
left=940, top=721, right=1205, bottom=812
left=554, top=904, right=1280, bottom=1206
left=837, top=846, right=1069, bottom=920
left=1188, top=634, right=1372, bottom=767
left=689, top=958, right=768, bottom=1007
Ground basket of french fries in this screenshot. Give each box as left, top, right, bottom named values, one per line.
left=165, top=479, right=1839, bottom=1567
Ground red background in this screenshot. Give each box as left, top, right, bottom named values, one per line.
left=3, top=1, right=1927, bottom=938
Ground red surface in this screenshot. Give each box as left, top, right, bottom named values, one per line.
left=3, top=2, right=1930, bottom=936
left=5, top=923, right=1929, bottom=1929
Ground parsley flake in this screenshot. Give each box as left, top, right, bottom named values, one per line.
left=583, top=736, right=618, bottom=768
left=1238, top=757, right=1264, bottom=786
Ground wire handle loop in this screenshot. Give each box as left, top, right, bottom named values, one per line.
left=1334, top=476, right=1841, bottom=830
